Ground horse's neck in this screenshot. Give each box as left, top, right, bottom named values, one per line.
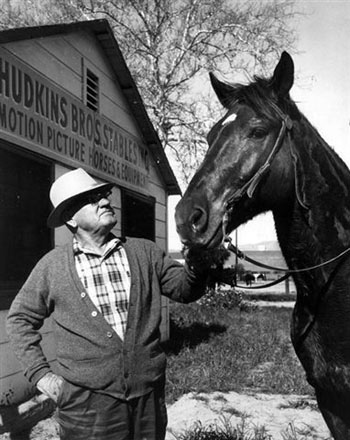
left=274, top=117, right=350, bottom=291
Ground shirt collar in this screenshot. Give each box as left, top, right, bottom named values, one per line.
left=73, top=233, right=121, bottom=257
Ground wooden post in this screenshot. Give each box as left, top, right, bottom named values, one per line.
left=285, top=277, right=290, bottom=295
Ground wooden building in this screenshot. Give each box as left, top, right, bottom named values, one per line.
left=0, top=19, right=180, bottom=429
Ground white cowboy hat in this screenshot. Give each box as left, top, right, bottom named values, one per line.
left=47, top=168, right=114, bottom=228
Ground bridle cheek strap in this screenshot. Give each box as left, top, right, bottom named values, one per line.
left=225, top=115, right=293, bottom=211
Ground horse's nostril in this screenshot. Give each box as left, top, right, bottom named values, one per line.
left=190, top=207, right=208, bottom=233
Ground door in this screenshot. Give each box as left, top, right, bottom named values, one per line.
left=121, top=189, right=155, bottom=241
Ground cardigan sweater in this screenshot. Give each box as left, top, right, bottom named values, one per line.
left=6, top=237, right=208, bottom=400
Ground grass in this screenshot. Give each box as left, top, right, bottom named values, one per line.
left=242, top=292, right=296, bottom=302
left=175, top=417, right=272, bottom=440
left=164, top=289, right=312, bottom=404
left=163, top=288, right=317, bottom=440
left=172, top=417, right=320, bottom=440
left=176, top=417, right=322, bottom=440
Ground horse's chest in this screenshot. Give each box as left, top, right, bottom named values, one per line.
left=293, top=306, right=350, bottom=393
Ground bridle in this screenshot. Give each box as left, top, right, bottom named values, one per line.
left=209, top=107, right=350, bottom=351
left=221, top=113, right=350, bottom=289
left=224, top=114, right=293, bottom=214
left=221, top=112, right=292, bottom=291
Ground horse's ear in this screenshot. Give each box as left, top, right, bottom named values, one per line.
left=209, top=72, right=235, bottom=108
left=271, top=51, right=294, bottom=98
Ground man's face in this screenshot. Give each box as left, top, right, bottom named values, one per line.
left=70, top=189, right=118, bottom=234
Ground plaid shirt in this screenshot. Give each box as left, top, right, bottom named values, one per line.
left=73, top=235, right=131, bottom=340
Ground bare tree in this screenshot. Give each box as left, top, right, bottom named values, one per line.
left=0, top=0, right=302, bottom=187
left=0, top=0, right=81, bottom=28
left=74, top=0, right=301, bottom=186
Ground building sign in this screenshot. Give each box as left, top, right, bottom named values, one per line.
left=0, top=49, right=150, bottom=191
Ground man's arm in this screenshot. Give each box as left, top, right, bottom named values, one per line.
left=154, top=247, right=209, bottom=303
left=156, top=243, right=232, bottom=303
left=6, top=259, right=54, bottom=386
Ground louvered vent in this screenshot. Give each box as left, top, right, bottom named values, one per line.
left=86, top=68, right=99, bottom=112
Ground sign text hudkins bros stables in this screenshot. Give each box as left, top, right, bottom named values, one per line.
left=0, top=49, right=150, bottom=191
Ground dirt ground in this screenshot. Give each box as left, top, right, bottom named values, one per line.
left=166, top=391, right=331, bottom=440
left=0, top=390, right=332, bottom=440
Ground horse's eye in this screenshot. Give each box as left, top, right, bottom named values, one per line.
left=249, top=127, right=268, bottom=139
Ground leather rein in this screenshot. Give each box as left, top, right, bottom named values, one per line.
left=222, top=114, right=350, bottom=290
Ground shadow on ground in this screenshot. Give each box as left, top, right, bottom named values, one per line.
left=162, top=318, right=227, bottom=355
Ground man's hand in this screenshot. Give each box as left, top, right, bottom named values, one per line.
left=36, top=372, right=64, bottom=403
left=183, top=244, right=230, bottom=272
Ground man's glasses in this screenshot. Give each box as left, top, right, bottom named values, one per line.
left=85, top=190, right=112, bottom=205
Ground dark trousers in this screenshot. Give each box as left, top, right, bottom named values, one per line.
left=55, top=381, right=167, bottom=440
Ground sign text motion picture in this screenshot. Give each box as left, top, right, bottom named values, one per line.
left=0, top=52, right=150, bottom=190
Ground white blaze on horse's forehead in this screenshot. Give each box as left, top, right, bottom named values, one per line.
left=222, top=113, right=237, bottom=125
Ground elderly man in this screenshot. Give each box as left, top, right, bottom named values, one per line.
left=6, top=168, right=211, bottom=440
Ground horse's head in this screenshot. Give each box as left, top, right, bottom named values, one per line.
left=175, top=52, right=299, bottom=249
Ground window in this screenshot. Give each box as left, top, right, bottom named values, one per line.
left=85, top=68, right=99, bottom=112
left=0, top=146, right=52, bottom=310
left=122, top=190, right=155, bottom=241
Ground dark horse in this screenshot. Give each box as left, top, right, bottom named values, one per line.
left=175, top=51, right=350, bottom=439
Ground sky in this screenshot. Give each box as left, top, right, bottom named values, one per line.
left=168, top=0, right=350, bottom=251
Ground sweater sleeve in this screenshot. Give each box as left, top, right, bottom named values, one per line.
left=154, top=245, right=208, bottom=303
left=6, top=256, right=53, bottom=385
